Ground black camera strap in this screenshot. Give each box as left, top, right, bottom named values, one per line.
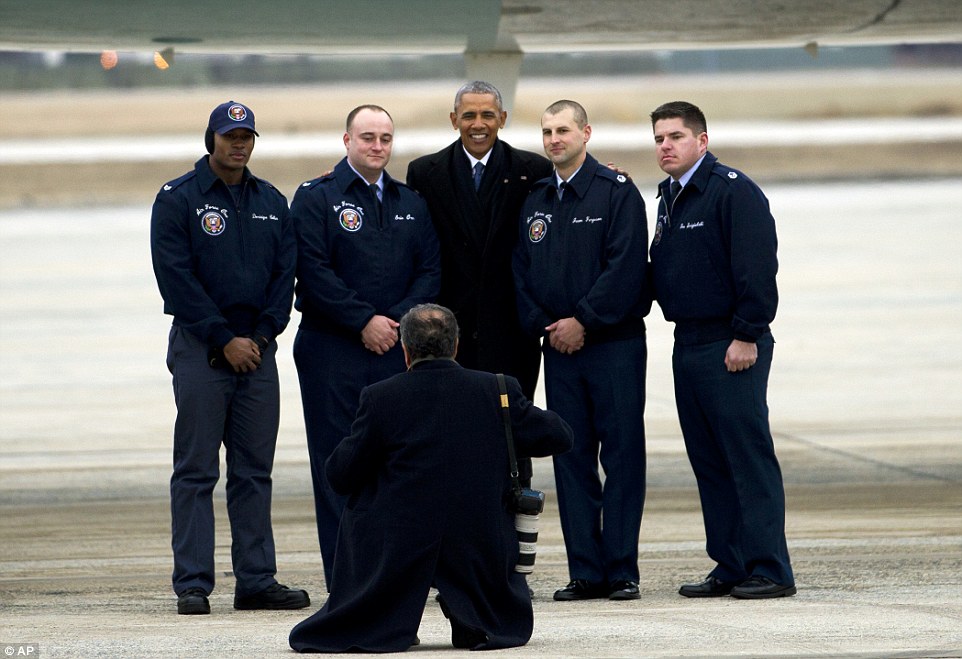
left=496, top=373, right=523, bottom=500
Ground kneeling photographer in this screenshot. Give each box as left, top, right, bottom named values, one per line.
left=290, top=304, right=573, bottom=653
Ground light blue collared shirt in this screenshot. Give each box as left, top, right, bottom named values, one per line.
left=555, top=164, right=584, bottom=198
left=673, top=153, right=708, bottom=190
left=348, top=160, right=384, bottom=200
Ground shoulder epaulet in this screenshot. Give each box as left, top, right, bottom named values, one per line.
left=392, top=178, right=415, bottom=193
left=298, top=172, right=335, bottom=190
left=710, top=161, right=746, bottom=184
left=596, top=165, right=631, bottom=185
left=159, top=170, right=195, bottom=194
left=250, top=174, right=281, bottom=193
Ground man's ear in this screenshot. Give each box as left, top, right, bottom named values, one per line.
left=402, top=343, right=412, bottom=369
left=453, top=338, right=459, bottom=358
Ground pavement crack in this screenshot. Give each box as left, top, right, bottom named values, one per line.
left=774, top=430, right=961, bottom=484
left=846, top=0, right=902, bottom=33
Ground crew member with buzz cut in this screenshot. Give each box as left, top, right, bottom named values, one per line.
left=513, top=100, right=650, bottom=602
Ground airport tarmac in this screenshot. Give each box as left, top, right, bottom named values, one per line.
left=1, top=177, right=960, bottom=657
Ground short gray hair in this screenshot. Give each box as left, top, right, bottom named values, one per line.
left=399, top=304, right=459, bottom=361
left=454, top=81, right=503, bottom=113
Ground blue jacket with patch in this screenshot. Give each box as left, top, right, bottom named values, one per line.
left=150, top=156, right=296, bottom=349
left=512, top=153, right=650, bottom=345
left=649, top=151, right=778, bottom=345
left=291, top=157, right=441, bottom=335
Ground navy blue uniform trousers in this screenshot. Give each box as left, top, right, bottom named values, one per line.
left=672, top=333, right=794, bottom=585
left=293, top=327, right=405, bottom=585
left=543, top=336, right=647, bottom=584
left=166, top=326, right=280, bottom=597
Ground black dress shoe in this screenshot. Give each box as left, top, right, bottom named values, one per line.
left=233, top=583, right=310, bottom=610
left=678, top=576, right=737, bottom=598
left=553, top=579, right=606, bottom=601
left=730, top=576, right=796, bottom=599
left=177, top=587, right=210, bottom=615
left=608, top=580, right=640, bottom=600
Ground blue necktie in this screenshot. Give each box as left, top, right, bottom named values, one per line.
left=473, top=162, right=484, bottom=191
left=369, top=183, right=382, bottom=226
left=669, top=180, right=682, bottom=207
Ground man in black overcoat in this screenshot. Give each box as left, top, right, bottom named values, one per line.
left=406, top=81, right=552, bottom=401
left=289, top=304, right=573, bottom=653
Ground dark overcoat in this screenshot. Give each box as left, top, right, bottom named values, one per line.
left=289, top=359, right=572, bottom=653
left=406, top=140, right=552, bottom=399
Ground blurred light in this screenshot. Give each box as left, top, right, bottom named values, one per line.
left=100, top=50, right=119, bottom=70
left=153, top=47, right=174, bottom=70
left=42, top=51, right=66, bottom=67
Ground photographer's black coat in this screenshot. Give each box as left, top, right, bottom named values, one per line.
left=289, top=359, right=572, bottom=652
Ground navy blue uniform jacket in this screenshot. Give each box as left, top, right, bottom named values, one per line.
left=150, top=156, right=295, bottom=348
left=649, top=152, right=778, bottom=345
left=513, top=153, right=650, bottom=345
left=291, top=157, right=441, bottom=334
left=289, top=360, right=573, bottom=653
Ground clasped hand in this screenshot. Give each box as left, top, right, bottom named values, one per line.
left=546, top=317, right=585, bottom=355
left=362, top=315, right=399, bottom=355
left=223, top=337, right=262, bottom=373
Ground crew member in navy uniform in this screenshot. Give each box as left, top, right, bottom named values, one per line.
left=513, top=100, right=650, bottom=602
left=289, top=304, right=573, bottom=653
left=648, top=101, right=795, bottom=599
left=406, top=81, right=551, bottom=406
left=291, top=105, right=441, bottom=587
left=150, top=100, right=309, bottom=615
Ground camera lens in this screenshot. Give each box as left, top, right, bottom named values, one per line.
left=514, top=512, right=539, bottom=574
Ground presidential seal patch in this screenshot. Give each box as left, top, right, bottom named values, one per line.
left=528, top=218, right=547, bottom=243
left=653, top=218, right=664, bottom=246
left=228, top=104, right=248, bottom=122
left=339, top=208, right=362, bottom=232
left=202, top=211, right=226, bottom=236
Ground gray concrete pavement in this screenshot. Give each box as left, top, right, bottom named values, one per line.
left=1, top=179, right=961, bottom=657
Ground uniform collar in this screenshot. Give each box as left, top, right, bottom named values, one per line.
left=334, top=156, right=396, bottom=195
left=660, top=151, right=717, bottom=197
left=677, top=153, right=708, bottom=188
left=551, top=152, right=598, bottom=200
left=194, top=155, right=254, bottom=194
left=681, top=151, right=717, bottom=192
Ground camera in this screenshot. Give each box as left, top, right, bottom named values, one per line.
left=513, top=487, right=545, bottom=515
left=513, top=488, right=544, bottom=574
